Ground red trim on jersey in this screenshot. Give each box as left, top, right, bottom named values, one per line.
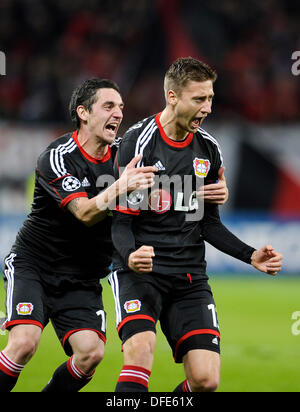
left=72, top=130, right=111, bottom=164
left=155, top=113, right=194, bottom=148
left=187, top=273, right=192, bottom=284
left=174, top=329, right=221, bottom=361
left=117, top=315, right=156, bottom=333
left=49, top=174, right=71, bottom=184
left=115, top=205, right=140, bottom=215
left=52, top=186, right=63, bottom=201
left=116, top=152, right=120, bottom=172
left=60, top=192, right=88, bottom=209
left=62, top=328, right=106, bottom=349
left=4, top=320, right=44, bottom=331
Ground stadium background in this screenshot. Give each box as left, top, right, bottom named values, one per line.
left=0, top=0, right=299, bottom=392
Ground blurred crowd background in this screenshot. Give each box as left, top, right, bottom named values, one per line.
left=1, top=0, right=300, bottom=126
left=0, top=0, right=299, bottom=272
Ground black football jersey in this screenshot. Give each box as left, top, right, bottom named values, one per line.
left=12, top=130, right=118, bottom=280
left=112, top=113, right=224, bottom=275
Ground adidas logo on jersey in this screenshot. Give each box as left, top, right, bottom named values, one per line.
left=153, top=160, right=165, bottom=171
left=82, top=177, right=91, bottom=187
left=212, top=337, right=219, bottom=345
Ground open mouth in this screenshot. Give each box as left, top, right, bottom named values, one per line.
left=105, top=123, right=118, bottom=132
left=191, top=118, right=202, bottom=128
left=105, top=122, right=119, bottom=136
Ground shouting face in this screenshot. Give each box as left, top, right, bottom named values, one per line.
left=171, top=80, right=214, bottom=133
left=77, top=88, right=124, bottom=145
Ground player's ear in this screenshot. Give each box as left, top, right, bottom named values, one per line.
left=167, top=89, right=178, bottom=106
left=76, top=105, right=89, bottom=123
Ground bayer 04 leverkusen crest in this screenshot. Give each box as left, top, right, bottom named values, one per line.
left=193, top=158, right=211, bottom=178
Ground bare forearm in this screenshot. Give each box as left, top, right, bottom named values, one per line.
left=68, top=181, right=120, bottom=226
left=67, top=155, right=156, bottom=226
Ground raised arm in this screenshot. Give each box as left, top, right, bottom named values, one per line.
left=68, top=154, right=156, bottom=227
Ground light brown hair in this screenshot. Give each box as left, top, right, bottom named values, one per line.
left=164, top=57, right=217, bottom=100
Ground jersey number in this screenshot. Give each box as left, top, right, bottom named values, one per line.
left=96, top=310, right=106, bottom=332
left=208, top=304, right=219, bottom=329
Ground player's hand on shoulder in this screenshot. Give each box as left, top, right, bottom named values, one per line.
left=118, top=154, right=157, bottom=194
left=128, top=245, right=155, bottom=274
left=251, top=244, right=283, bottom=276
left=197, top=167, right=229, bottom=205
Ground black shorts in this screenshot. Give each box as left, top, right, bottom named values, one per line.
left=2, top=252, right=106, bottom=356
left=109, top=269, right=220, bottom=363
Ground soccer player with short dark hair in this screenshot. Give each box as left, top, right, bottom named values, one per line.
left=0, top=78, right=157, bottom=392
left=110, top=57, right=283, bottom=392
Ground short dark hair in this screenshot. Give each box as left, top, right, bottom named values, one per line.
left=69, top=78, right=121, bottom=128
left=164, top=57, right=217, bottom=99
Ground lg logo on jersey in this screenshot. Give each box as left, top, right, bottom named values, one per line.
left=148, top=188, right=200, bottom=222
left=148, top=189, right=198, bottom=214
left=175, top=191, right=198, bottom=212
left=146, top=175, right=203, bottom=221
left=96, top=173, right=205, bottom=221
left=148, top=189, right=172, bottom=214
